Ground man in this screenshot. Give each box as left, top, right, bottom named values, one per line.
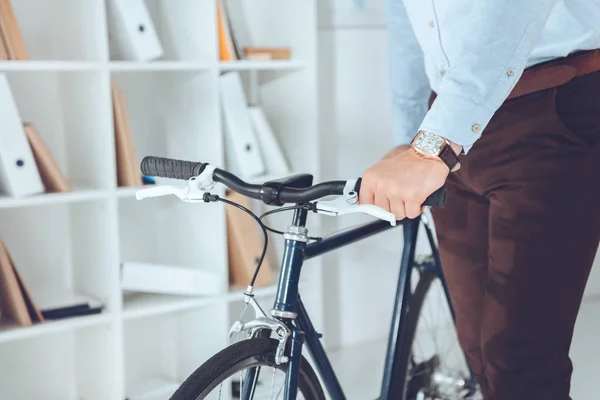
left=359, top=1, right=600, bottom=399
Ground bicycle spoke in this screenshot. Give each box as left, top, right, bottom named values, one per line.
left=270, top=367, right=276, bottom=399
left=276, top=379, right=285, bottom=399
left=240, top=370, right=243, bottom=399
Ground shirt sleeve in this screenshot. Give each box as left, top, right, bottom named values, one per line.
left=386, top=0, right=431, bottom=147
left=419, top=0, right=559, bottom=154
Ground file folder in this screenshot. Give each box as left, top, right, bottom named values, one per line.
left=0, top=73, right=44, bottom=197
left=30, top=287, right=103, bottom=320
left=0, top=0, right=28, bottom=60
left=106, top=0, right=163, bottom=61
left=0, top=237, right=31, bottom=326
left=219, top=72, right=265, bottom=179
left=120, top=262, right=222, bottom=297
left=248, top=106, right=291, bottom=176
left=226, top=190, right=273, bottom=288
left=112, top=78, right=143, bottom=187
left=23, top=123, right=70, bottom=193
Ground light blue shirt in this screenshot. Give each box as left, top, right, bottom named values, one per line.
left=386, top=0, right=600, bottom=153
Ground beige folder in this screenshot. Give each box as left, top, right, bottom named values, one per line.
left=24, top=123, right=70, bottom=193
left=0, top=238, right=31, bottom=326
left=0, top=0, right=28, bottom=60
left=226, top=190, right=273, bottom=288
left=112, top=78, right=142, bottom=187
left=0, top=23, right=7, bottom=60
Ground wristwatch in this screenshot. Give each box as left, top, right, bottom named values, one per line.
left=410, top=130, right=461, bottom=172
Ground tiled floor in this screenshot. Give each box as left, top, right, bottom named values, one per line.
left=326, top=297, right=600, bottom=400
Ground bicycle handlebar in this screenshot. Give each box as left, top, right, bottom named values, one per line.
left=140, top=156, right=447, bottom=208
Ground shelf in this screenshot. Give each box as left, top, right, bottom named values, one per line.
left=0, top=61, right=102, bottom=71
left=0, top=312, right=113, bottom=344
left=219, top=60, right=307, bottom=71
left=122, top=293, right=215, bottom=321
left=0, top=188, right=107, bottom=209
left=0, top=1, right=319, bottom=398
left=122, top=284, right=280, bottom=320
left=0, top=61, right=216, bottom=71
left=109, top=61, right=213, bottom=72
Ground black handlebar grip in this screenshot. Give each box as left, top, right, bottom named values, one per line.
left=140, top=156, right=208, bottom=180
left=423, top=186, right=447, bottom=208
left=353, top=177, right=447, bottom=208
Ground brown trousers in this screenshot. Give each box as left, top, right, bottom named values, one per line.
left=431, top=71, right=600, bottom=399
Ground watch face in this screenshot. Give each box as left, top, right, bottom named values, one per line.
left=415, top=131, right=444, bottom=155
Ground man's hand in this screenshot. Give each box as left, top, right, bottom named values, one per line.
left=359, top=148, right=449, bottom=220
left=382, top=144, right=410, bottom=159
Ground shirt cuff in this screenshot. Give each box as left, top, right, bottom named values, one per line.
left=418, top=94, right=495, bottom=154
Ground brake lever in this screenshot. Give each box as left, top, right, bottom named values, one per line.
left=135, top=165, right=217, bottom=203
left=314, top=179, right=397, bottom=226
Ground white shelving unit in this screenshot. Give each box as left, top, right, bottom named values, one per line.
left=0, top=1, right=319, bottom=399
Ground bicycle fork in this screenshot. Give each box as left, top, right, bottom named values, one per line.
left=240, top=207, right=311, bottom=400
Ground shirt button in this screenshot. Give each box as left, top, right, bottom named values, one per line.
left=428, top=20, right=435, bottom=28
left=439, top=69, right=446, bottom=77
left=472, top=124, right=481, bottom=133
left=507, top=68, right=515, bottom=76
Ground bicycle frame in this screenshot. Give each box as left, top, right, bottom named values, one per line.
left=241, top=206, right=458, bottom=400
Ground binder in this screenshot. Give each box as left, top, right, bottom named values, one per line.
left=23, top=123, right=70, bottom=193
left=248, top=106, right=291, bottom=176
left=0, top=0, right=28, bottom=60
left=0, top=25, right=7, bottom=60
left=30, top=288, right=103, bottom=320
left=243, top=47, right=291, bottom=60
left=226, top=190, right=273, bottom=288
left=7, top=242, right=43, bottom=323
left=106, top=0, right=163, bottom=61
left=220, top=0, right=252, bottom=60
left=120, top=262, right=222, bottom=296
left=0, top=74, right=44, bottom=197
left=0, top=237, right=31, bottom=326
left=217, top=0, right=236, bottom=61
left=112, top=78, right=143, bottom=187
left=219, top=72, right=265, bottom=179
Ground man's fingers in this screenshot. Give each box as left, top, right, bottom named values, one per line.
left=404, top=202, right=423, bottom=219
left=374, top=193, right=391, bottom=213
left=358, top=180, right=375, bottom=205
left=391, top=201, right=406, bottom=221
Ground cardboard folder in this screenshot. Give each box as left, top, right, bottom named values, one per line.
left=24, top=123, right=70, bottom=193
left=226, top=190, right=273, bottom=288
left=0, top=0, right=28, bottom=60
left=0, top=238, right=43, bottom=326
left=112, top=78, right=143, bottom=187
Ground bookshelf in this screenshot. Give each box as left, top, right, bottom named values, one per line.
left=0, top=1, right=319, bottom=399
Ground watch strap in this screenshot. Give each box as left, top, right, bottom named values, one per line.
left=439, top=145, right=461, bottom=172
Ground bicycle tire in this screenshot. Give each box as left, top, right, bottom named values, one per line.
left=171, top=337, right=326, bottom=400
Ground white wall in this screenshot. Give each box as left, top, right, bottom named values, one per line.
left=317, top=0, right=600, bottom=349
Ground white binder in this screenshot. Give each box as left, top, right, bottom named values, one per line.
left=0, top=74, right=44, bottom=197
left=219, top=72, right=265, bottom=179
left=249, top=106, right=291, bottom=176
left=106, top=0, right=163, bottom=61
left=120, top=261, right=221, bottom=296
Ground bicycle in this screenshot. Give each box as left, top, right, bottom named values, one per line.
left=135, top=156, right=481, bottom=400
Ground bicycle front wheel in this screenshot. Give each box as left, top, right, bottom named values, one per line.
left=171, top=337, right=325, bottom=400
